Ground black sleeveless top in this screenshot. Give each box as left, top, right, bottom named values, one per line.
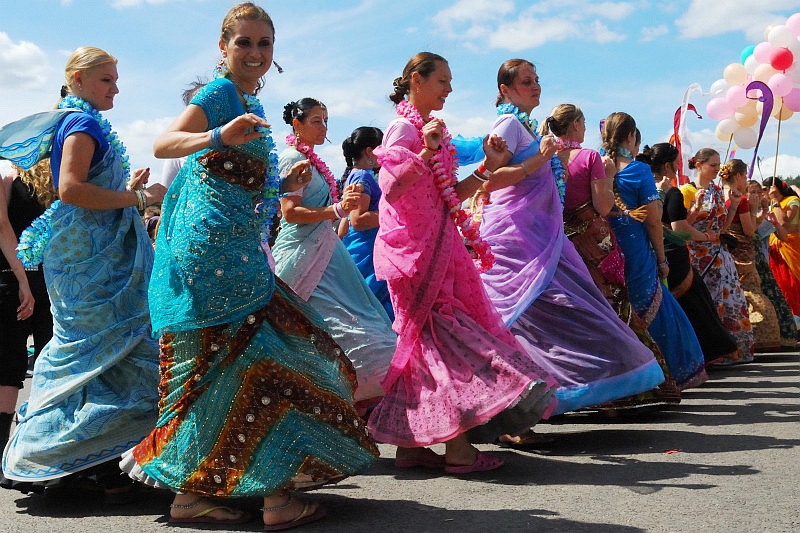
left=1, top=177, right=45, bottom=270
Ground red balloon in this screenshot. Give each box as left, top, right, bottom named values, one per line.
left=770, top=47, right=794, bottom=71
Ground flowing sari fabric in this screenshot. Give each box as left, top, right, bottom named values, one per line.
left=480, top=116, right=665, bottom=415
left=609, top=161, right=707, bottom=388
left=768, top=196, right=800, bottom=315
left=272, top=147, right=396, bottom=403
left=367, top=117, right=558, bottom=447
left=123, top=78, right=378, bottom=496
left=1, top=111, right=160, bottom=482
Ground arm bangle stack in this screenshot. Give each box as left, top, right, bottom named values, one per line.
left=209, top=126, right=227, bottom=152
left=471, top=170, right=489, bottom=183
left=332, top=202, right=347, bottom=219
left=135, top=189, right=147, bottom=214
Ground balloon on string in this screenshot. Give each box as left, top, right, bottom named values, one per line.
left=706, top=97, right=734, bottom=120
left=745, top=54, right=760, bottom=74
left=754, top=63, right=778, bottom=83
left=764, top=24, right=778, bottom=41
left=741, top=44, right=756, bottom=64
left=768, top=72, right=794, bottom=96
left=710, top=78, right=730, bottom=97
left=735, top=105, right=759, bottom=128
left=787, top=13, right=800, bottom=36
left=757, top=97, right=783, bottom=118
left=724, top=62, right=748, bottom=85
left=776, top=106, right=794, bottom=120
left=726, top=84, right=748, bottom=107
left=770, top=47, right=794, bottom=70
left=718, top=117, right=739, bottom=136
left=734, top=126, right=758, bottom=149
left=754, top=41, right=775, bottom=63
left=768, top=25, right=795, bottom=48
left=783, top=87, right=800, bottom=111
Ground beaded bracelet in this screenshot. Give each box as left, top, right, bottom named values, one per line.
left=471, top=170, right=489, bottom=183
left=135, top=189, right=147, bottom=214
left=209, top=126, right=227, bottom=152
left=332, top=202, right=347, bottom=219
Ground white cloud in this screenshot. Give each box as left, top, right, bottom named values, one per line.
left=111, top=0, right=175, bottom=7
left=675, top=0, right=800, bottom=40
left=0, top=32, right=50, bottom=90
left=641, top=25, right=669, bottom=42
left=115, top=117, right=174, bottom=180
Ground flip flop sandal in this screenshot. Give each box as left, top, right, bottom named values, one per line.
left=263, top=501, right=327, bottom=531
left=444, top=451, right=504, bottom=474
left=169, top=499, right=251, bottom=525
left=394, top=448, right=446, bottom=469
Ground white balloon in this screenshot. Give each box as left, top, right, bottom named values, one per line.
left=734, top=126, right=758, bottom=149
left=718, top=118, right=739, bottom=136
left=710, top=78, right=729, bottom=98
left=768, top=25, right=794, bottom=48
left=745, top=54, right=760, bottom=75
left=754, top=63, right=778, bottom=83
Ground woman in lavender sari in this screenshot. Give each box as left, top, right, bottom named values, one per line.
left=478, top=59, right=665, bottom=422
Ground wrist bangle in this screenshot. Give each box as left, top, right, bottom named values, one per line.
left=477, top=162, right=493, bottom=179
left=471, top=170, right=489, bottom=183
left=658, top=259, right=668, bottom=268
left=423, top=144, right=440, bottom=152
left=209, top=126, right=227, bottom=152
left=332, top=202, right=347, bottom=219
left=135, top=189, right=146, bottom=214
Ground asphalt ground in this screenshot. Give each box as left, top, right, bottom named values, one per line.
left=1, top=350, right=798, bottom=532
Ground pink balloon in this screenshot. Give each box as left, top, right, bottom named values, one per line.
left=787, top=13, right=800, bottom=37
left=754, top=41, right=775, bottom=63
left=783, top=87, right=800, bottom=111
left=726, top=84, right=748, bottom=108
left=706, top=97, right=734, bottom=121
left=770, top=47, right=794, bottom=70
left=768, top=72, right=794, bottom=96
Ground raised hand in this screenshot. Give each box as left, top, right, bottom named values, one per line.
left=221, top=113, right=271, bottom=146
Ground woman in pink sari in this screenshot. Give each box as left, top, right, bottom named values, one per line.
left=367, top=52, right=557, bottom=474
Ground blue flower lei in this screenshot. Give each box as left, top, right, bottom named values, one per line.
left=215, top=69, right=281, bottom=243
left=497, top=103, right=566, bottom=205
left=58, top=95, right=131, bottom=184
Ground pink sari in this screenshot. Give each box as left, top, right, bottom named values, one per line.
left=367, top=118, right=557, bottom=447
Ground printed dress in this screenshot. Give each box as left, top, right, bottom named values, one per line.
left=688, top=182, right=754, bottom=359
left=121, top=78, right=377, bottom=497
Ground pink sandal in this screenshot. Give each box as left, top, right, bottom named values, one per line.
left=444, top=451, right=504, bottom=474
left=394, top=447, right=446, bottom=469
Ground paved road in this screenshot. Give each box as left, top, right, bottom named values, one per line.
left=1, top=351, right=798, bottom=532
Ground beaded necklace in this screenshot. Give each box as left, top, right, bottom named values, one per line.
left=496, top=103, right=566, bottom=205
left=396, top=100, right=494, bottom=272
left=58, top=95, right=131, bottom=185
left=285, top=133, right=340, bottom=203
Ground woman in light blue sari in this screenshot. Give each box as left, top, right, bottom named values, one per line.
left=0, top=46, right=165, bottom=496
left=273, top=99, right=396, bottom=407
left=602, top=112, right=707, bottom=389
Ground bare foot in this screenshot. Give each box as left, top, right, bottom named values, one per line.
left=444, top=435, right=478, bottom=467
left=262, top=494, right=323, bottom=529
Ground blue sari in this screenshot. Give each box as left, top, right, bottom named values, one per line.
left=608, top=161, right=707, bottom=389
left=341, top=169, right=394, bottom=321
left=1, top=111, right=160, bottom=481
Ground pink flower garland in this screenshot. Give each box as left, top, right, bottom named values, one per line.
left=285, top=133, right=339, bottom=203
left=395, top=100, right=494, bottom=272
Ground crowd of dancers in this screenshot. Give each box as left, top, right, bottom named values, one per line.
left=0, top=2, right=798, bottom=531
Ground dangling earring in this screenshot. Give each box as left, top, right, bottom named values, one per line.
left=216, top=57, right=228, bottom=77
left=367, top=157, right=375, bottom=166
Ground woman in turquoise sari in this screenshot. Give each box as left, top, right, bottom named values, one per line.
left=602, top=113, right=707, bottom=389
left=0, top=46, right=165, bottom=496
left=273, top=99, right=396, bottom=407
left=121, top=4, right=378, bottom=529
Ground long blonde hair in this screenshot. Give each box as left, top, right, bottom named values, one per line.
left=62, top=46, right=117, bottom=99
left=15, top=160, right=58, bottom=208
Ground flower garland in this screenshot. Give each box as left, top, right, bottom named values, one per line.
left=557, top=138, right=582, bottom=150
left=497, top=103, right=566, bottom=205
left=214, top=69, right=281, bottom=242
left=58, top=95, right=131, bottom=185
left=285, top=133, right=339, bottom=203
left=396, top=100, right=494, bottom=272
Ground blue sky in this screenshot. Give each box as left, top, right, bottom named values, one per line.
left=3, top=0, right=800, bottom=182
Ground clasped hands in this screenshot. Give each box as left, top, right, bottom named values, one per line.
left=127, top=167, right=167, bottom=205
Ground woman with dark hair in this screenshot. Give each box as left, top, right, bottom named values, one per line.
left=763, top=177, right=800, bottom=316
left=121, top=4, right=378, bottom=528
left=541, top=104, right=680, bottom=409
left=748, top=179, right=797, bottom=348
left=639, top=143, right=739, bottom=363
left=339, top=126, right=393, bottom=321
left=273, top=98, right=396, bottom=407
left=719, top=161, right=781, bottom=352
left=367, top=52, right=558, bottom=473
left=476, top=61, right=665, bottom=418
left=601, top=113, right=707, bottom=389
left=685, top=148, right=753, bottom=363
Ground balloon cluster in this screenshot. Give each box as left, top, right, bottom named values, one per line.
left=706, top=13, right=800, bottom=149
